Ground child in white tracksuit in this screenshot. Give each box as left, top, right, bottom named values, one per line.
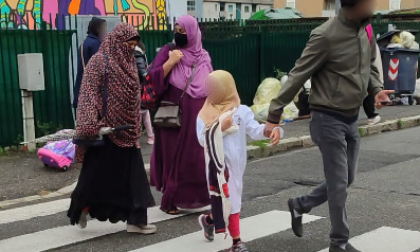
left=196, top=70, right=282, bottom=252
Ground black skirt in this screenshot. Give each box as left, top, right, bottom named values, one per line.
left=67, top=138, right=155, bottom=225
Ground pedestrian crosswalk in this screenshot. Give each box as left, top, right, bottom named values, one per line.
left=1, top=198, right=420, bottom=252
left=131, top=211, right=321, bottom=252
left=318, top=227, right=420, bottom=252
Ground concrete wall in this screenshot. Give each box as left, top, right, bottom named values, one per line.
left=203, top=1, right=221, bottom=19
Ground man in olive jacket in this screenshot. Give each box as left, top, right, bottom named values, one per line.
left=265, top=0, right=393, bottom=251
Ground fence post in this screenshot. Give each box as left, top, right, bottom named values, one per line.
left=257, top=25, right=263, bottom=82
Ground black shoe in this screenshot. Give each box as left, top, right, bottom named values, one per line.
left=287, top=198, right=303, bottom=237
left=329, top=243, right=361, bottom=252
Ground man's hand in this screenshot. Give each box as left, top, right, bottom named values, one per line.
left=264, top=122, right=279, bottom=137
left=375, top=90, right=394, bottom=109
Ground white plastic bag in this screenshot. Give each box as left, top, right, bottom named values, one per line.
left=281, top=102, right=299, bottom=122
left=410, top=42, right=420, bottom=50
left=252, top=78, right=281, bottom=105
left=251, top=104, right=269, bottom=123
left=415, top=79, right=420, bottom=97
left=400, top=31, right=415, bottom=49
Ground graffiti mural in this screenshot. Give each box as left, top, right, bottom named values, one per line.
left=0, top=0, right=166, bottom=30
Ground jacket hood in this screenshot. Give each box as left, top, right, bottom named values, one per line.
left=135, top=46, right=145, bottom=54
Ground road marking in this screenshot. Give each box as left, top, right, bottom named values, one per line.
left=130, top=210, right=323, bottom=252
left=318, top=226, right=420, bottom=252
left=0, top=206, right=205, bottom=252
left=0, top=198, right=71, bottom=225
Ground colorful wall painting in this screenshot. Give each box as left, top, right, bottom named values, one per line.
left=0, top=0, right=167, bottom=30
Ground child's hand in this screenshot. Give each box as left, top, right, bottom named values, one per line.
left=269, top=127, right=282, bottom=145
left=221, top=115, right=233, bottom=132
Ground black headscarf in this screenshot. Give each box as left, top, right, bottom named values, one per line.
left=87, top=17, right=106, bottom=37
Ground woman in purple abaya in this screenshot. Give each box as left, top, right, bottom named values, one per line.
left=148, top=15, right=213, bottom=214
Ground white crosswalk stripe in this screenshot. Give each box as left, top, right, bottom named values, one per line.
left=318, top=226, right=420, bottom=252
left=0, top=198, right=70, bottom=225
left=0, top=205, right=186, bottom=252
left=130, top=211, right=322, bottom=252
left=1, top=198, right=420, bottom=252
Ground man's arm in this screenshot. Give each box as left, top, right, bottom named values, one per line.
left=368, top=37, right=384, bottom=96
left=267, top=31, right=329, bottom=124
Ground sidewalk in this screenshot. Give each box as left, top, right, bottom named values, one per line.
left=1, top=105, right=419, bottom=205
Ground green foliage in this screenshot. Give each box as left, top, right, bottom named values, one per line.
left=397, top=119, right=404, bottom=129
left=35, top=121, right=62, bottom=138
left=274, top=68, right=287, bottom=81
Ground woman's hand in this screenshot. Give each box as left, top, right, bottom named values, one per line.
left=168, top=50, right=183, bottom=65
left=163, top=50, right=183, bottom=77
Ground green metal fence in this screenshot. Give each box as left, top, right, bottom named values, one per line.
left=2, top=14, right=420, bottom=147
left=0, top=20, right=76, bottom=147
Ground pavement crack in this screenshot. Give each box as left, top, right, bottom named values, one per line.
left=352, top=186, right=420, bottom=197
left=293, top=180, right=321, bottom=187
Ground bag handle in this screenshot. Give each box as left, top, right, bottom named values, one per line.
left=179, top=63, right=197, bottom=104
left=81, top=42, right=86, bottom=70
left=101, top=53, right=109, bottom=118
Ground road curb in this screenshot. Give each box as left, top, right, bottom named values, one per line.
left=246, top=114, right=420, bottom=160
left=2, top=114, right=419, bottom=209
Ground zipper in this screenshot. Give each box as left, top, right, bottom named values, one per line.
left=357, top=31, right=364, bottom=86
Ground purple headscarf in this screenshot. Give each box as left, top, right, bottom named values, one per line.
left=168, top=15, right=213, bottom=99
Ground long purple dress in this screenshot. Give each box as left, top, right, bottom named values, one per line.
left=149, top=45, right=210, bottom=211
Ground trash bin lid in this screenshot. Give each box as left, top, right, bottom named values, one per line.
left=380, top=47, right=420, bottom=53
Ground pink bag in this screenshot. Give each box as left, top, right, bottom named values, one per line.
left=38, top=140, right=75, bottom=171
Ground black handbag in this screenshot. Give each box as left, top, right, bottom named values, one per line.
left=73, top=53, right=109, bottom=147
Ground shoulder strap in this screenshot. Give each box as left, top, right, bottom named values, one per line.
left=145, top=43, right=175, bottom=72
left=179, top=64, right=197, bottom=104
left=366, top=24, right=373, bottom=46
left=81, top=42, right=86, bottom=69
left=168, top=42, right=176, bottom=51
left=101, top=53, right=109, bottom=117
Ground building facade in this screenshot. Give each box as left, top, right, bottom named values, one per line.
left=274, top=0, right=420, bottom=17
left=200, top=0, right=274, bottom=19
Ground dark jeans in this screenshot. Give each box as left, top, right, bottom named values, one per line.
left=363, top=93, right=378, bottom=119
left=293, top=111, right=360, bottom=246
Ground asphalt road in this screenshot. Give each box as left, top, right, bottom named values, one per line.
left=1, top=127, right=420, bottom=252
left=1, top=105, right=419, bottom=203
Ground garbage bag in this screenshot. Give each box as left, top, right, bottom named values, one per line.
left=415, top=79, right=420, bottom=97
left=251, top=104, right=269, bottom=123
left=400, top=31, right=415, bottom=49
left=253, top=77, right=281, bottom=105
left=410, top=42, right=420, bottom=50
left=390, top=34, right=403, bottom=45
left=387, top=43, right=403, bottom=49
left=281, top=102, right=299, bottom=122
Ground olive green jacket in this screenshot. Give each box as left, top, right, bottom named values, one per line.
left=268, top=9, right=383, bottom=124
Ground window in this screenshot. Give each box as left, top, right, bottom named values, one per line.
left=215, top=4, right=218, bottom=12
left=324, top=0, right=335, bottom=10
left=244, top=6, right=250, bottom=13
left=228, top=4, right=234, bottom=13
left=286, top=0, right=296, bottom=8
left=389, top=0, right=401, bottom=11
left=187, top=0, right=195, bottom=11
